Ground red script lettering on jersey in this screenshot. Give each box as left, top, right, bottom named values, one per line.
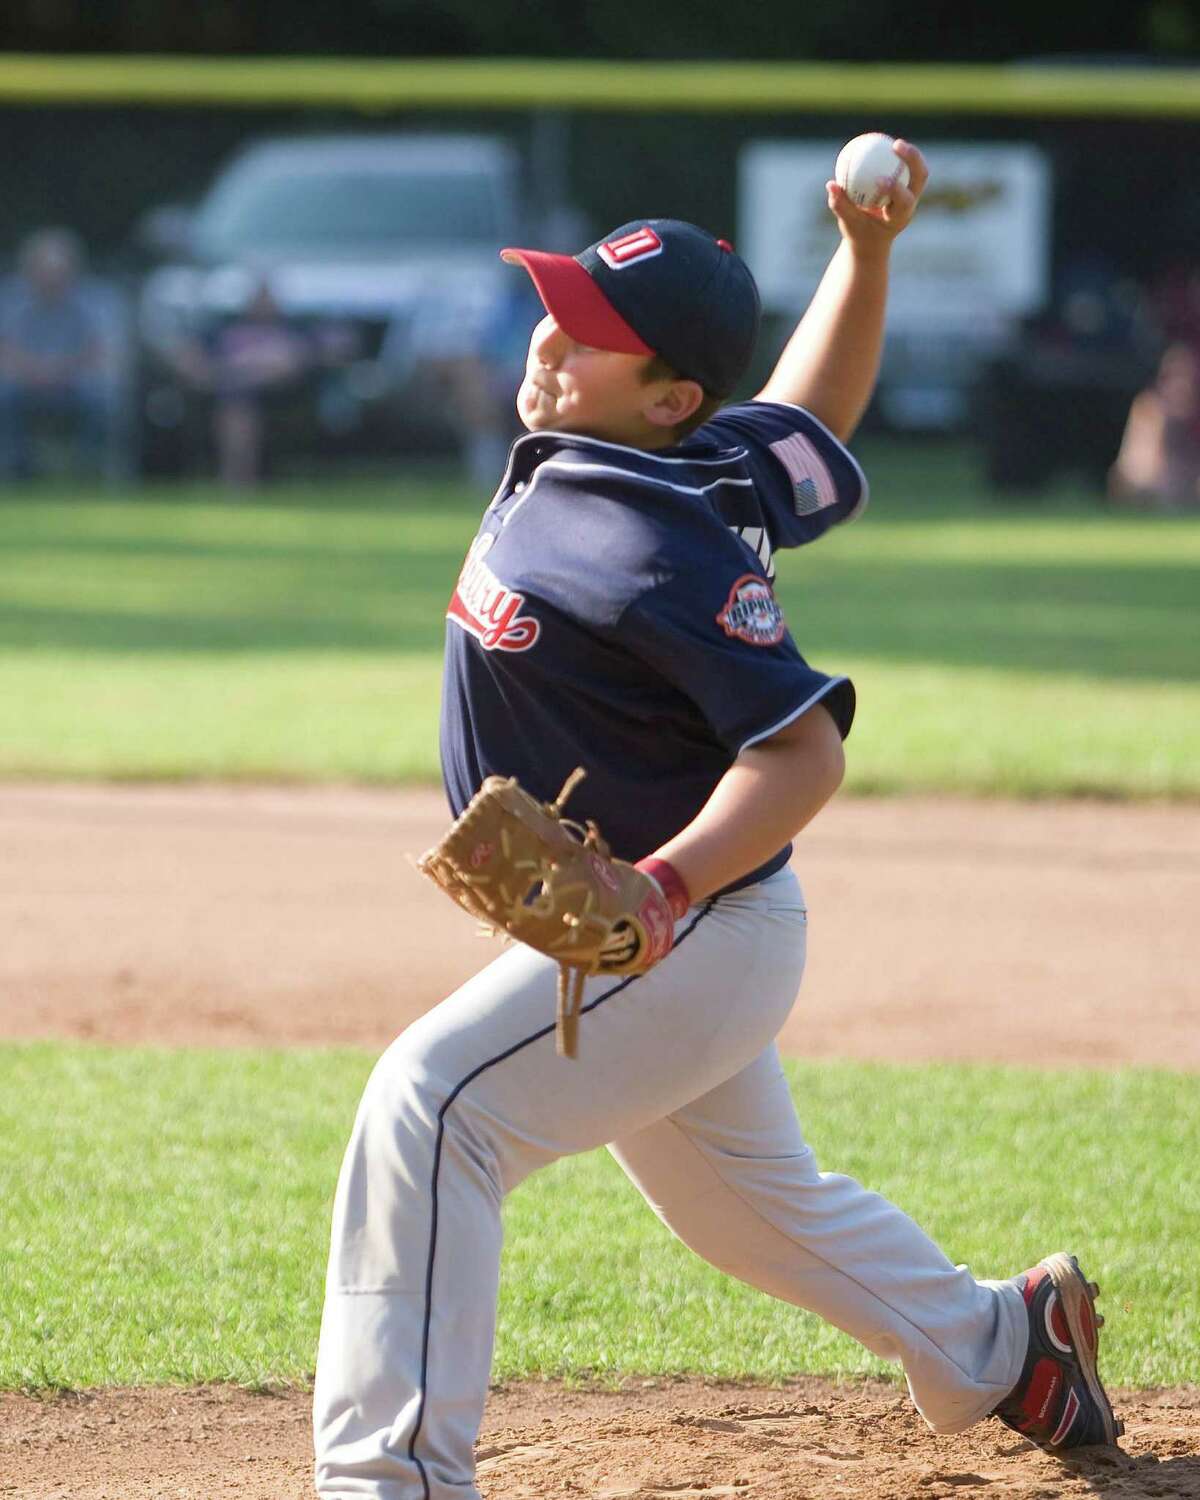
left=447, top=535, right=541, bottom=652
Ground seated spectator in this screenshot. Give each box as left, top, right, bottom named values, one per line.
left=1109, top=343, right=1200, bottom=510
left=0, top=228, right=118, bottom=481
left=410, top=277, right=545, bottom=488
left=1148, top=262, right=1200, bottom=350
left=170, top=278, right=316, bottom=489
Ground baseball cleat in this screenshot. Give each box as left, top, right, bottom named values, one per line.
left=992, top=1252, right=1123, bottom=1451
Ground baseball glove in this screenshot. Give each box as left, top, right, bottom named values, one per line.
left=417, top=769, right=677, bottom=1058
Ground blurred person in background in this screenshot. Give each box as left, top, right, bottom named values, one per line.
left=1148, top=261, right=1200, bottom=351
left=411, top=276, right=545, bottom=487
left=974, top=253, right=1158, bottom=494
left=0, top=228, right=118, bottom=481
left=169, top=276, right=317, bottom=489
left=1109, top=341, right=1200, bottom=509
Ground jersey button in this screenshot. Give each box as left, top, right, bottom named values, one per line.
left=514, top=480, right=526, bottom=492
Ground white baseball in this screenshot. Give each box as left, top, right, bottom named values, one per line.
left=834, top=133, right=910, bottom=210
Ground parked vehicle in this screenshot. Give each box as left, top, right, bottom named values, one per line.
left=134, top=133, right=524, bottom=475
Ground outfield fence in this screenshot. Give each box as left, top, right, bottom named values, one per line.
left=0, top=51, right=1194, bottom=480
left=0, top=54, right=1197, bottom=117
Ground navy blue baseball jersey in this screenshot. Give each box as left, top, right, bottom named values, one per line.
left=439, top=400, right=867, bottom=892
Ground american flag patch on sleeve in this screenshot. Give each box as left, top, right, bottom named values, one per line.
left=768, top=430, right=838, bottom=516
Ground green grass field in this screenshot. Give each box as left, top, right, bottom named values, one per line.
left=2, top=1042, right=1197, bottom=1392
left=1, top=440, right=1197, bottom=796
left=3, top=447, right=1197, bottom=1401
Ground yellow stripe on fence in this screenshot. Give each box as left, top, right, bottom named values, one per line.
left=0, top=54, right=1197, bottom=117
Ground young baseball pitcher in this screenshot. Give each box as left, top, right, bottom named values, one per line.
left=313, top=140, right=1120, bottom=1499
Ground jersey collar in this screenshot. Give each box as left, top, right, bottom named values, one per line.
left=496, top=427, right=740, bottom=491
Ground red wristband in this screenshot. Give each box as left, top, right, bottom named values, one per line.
left=635, top=857, right=691, bottom=922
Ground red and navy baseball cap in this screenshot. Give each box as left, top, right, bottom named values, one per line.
left=501, top=219, right=761, bottom=398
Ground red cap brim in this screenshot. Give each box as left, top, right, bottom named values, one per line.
left=501, top=248, right=653, bottom=357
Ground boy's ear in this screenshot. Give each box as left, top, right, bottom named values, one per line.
left=644, top=378, right=704, bottom=430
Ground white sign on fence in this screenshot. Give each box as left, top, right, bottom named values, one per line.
left=739, top=140, right=1052, bottom=339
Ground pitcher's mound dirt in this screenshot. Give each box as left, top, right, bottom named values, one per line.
left=3, top=784, right=1198, bottom=1066
left=2, top=1380, right=1198, bottom=1500
left=3, top=784, right=1198, bottom=1498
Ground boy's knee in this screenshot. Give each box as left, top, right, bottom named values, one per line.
left=359, top=1033, right=446, bottom=1141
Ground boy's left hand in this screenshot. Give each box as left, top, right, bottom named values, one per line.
left=826, top=139, right=928, bottom=251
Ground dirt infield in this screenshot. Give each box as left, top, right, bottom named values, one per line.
left=2, top=783, right=1198, bottom=1499
left=3, top=783, right=1197, bottom=1065
left=3, top=1380, right=1199, bottom=1499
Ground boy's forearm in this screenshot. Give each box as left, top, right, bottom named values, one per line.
left=649, top=704, right=845, bottom=903
left=755, top=240, right=890, bottom=442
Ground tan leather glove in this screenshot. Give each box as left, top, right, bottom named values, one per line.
left=417, top=769, right=676, bottom=1057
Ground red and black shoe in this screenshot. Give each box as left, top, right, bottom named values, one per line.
left=992, top=1252, right=1123, bottom=1450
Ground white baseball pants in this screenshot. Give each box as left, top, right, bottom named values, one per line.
left=313, top=867, right=1028, bottom=1499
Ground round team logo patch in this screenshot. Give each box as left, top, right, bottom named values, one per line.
left=715, top=574, right=786, bottom=646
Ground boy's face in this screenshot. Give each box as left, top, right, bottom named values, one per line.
left=516, top=314, right=697, bottom=449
